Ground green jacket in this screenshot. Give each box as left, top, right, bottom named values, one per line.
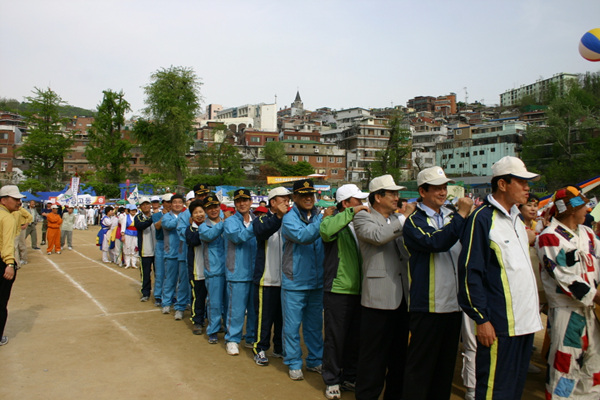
left=320, top=207, right=362, bottom=295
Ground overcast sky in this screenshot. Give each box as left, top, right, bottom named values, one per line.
left=2, top=0, right=600, bottom=115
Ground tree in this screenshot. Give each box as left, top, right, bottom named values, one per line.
left=17, top=87, right=74, bottom=188
left=263, top=141, right=288, bottom=165
left=85, top=90, right=132, bottom=183
left=366, top=112, right=412, bottom=184
left=280, top=161, right=314, bottom=176
left=522, top=84, right=600, bottom=191
left=196, top=138, right=245, bottom=185
left=133, top=66, right=202, bottom=186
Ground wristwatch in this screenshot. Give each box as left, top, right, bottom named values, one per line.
left=7, top=263, right=19, bottom=270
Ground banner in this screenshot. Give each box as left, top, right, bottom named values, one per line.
left=127, top=186, right=139, bottom=204
left=51, top=195, right=105, bottom=206
left=266, top=176, right=307, bottom=185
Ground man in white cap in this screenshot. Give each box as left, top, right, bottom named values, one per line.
left=458, top=156, right=543, bottom=400
left=0, top=185, right=25, bottom=345
left=251, top=186, right=291, bottom=366
left=151, top=193, right=172, bottom=307
left=319, top=184, right=369, bottom=399
left=401, top=166, right=473, bottom=400
left=353, top=175, right=413, bottom=400
left=134, top=197, right=156, bottom=302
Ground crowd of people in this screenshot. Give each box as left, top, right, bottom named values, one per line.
left=0, top=154, right=598, bottom=400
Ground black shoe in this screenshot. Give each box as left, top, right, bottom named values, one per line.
left=32, top=246, right=40, bottom=250
left=192, top=324, right=203, bottom=335
left=40, top=242, right=46, bottom=245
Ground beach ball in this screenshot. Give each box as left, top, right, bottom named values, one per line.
left=579, top=28, right=600, bottom=62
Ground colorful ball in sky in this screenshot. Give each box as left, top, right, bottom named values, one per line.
left=579, top=28, right=600, bottom=62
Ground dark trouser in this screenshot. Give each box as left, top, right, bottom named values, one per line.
left=356, top=300, right=409, bottom=400
left=41, top=221, right=47, bottom=243
left=253, top=284, right=283, bottom=354
left=25, top=224, right=37, bottom=247
left=476, top=333, right=534, bottom=400
left=0, top=261, right=16, bottom=337
left=322, top=291, right=361, bottom=386
left=139, top=256, right=154, bottom=297
left=190, top=279, right=207, bottom=325
left=403, top=311, right=462, bottom=400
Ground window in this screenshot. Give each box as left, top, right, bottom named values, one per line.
left=329, top=157, right=334, bottom=163
left=337, top=157, right=342, bottom=163
left=300, top=145, right=305, bottom=149
left=450, top=164, right=455, bottom=169
left=0, top=148, right=7, bottom=154
left=331, top=169, right=338, bottom=174
left=491, top=148, right=495, bottom=152
left=459, top=164, right=463, bottom=168
left=479, top=150, right=484, bottom=155
left=0, top=133, right=8, bottom=139
left=251, top=137, right=260, bottom=143
left=473, top=164, right=477, bottom=169
left=303, top=156, right=309, bottom=162
left=292, top=156, right=298, bottom=162
left=266, top=137, right=274, bottom=142
left=317, top=157, right=323, bottom=163
left=482, top=163, right=487, bottom=168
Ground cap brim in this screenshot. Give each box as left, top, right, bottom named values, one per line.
left=428, top=177, right=455, bottom=185
left=295, top=189, right=316, bottom=194
left=511, top=173, right=540, bottom=182
left=353, top=192, right=369, bottom=199
left=382, top=185, right=406, bottom=191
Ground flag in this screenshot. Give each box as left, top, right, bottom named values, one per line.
left=215, top=189, right=223, bottom=202
left=128, top=186, right=139, bottom=204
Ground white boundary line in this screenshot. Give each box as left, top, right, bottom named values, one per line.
left=72, top=249, right=140, bottom=285
left=44, top=256, right=139, bottom=342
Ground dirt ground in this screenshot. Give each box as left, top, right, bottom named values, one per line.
left=1, top=227, right=547, bottom=400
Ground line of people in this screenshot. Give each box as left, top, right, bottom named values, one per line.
left=95, top=155, right=599, bottom=400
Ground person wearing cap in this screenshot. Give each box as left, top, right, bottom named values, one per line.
left=401, top=166, right=473, bottom=400
left=536, top=186, right=600, bottom=399
left=151, top=193, right=172, bottom=307
left=86, top=205, right=95, bottom=226
left=198, top=192, right=228, bottom=344
left=161, top=194, right=190, bottom=320
left=134, top=197, right=156, bottom=302
left=150, top=196, right=161, bottom=214
left=0, top=185, right=25, bottom=346
left=253, top=206, right=268, bottom=217
left=458, top=156, right=543, bottom=400
left=251, top=186, right=291, bottom=366
left=221, top=188, right=258, bottom=355
left=42, top=205, right=63, bottom=255
left=98, top=206, right=116, bottom=263
left=25, top=200, right=41, bottom=250
left=281, top=179, right=334, bottom=381
left=60, top=206, right=76, bottom=250
left=39, top=202, right=51, bottom=246
left=319, top=184, right=369, bottom=399
left=352, top=174, right=412, bottom=400
left=184, top=199, right=208, bottom=335
left=120, top=204, right=139, bottom=269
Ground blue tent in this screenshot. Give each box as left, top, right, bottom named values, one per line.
left=21, top=191, right=42, bottom=202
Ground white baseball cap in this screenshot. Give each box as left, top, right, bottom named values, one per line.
left=150, top=196, right=161, bottom=203
left=336, top=184, right=369, bottom=202
left=162, top=193, right=173, bottom=202
left=139, top=196, right=151, bottom=204
left=417, top=166, right=455, bottom=186
left=268, top=186, right=292, bottom=201
left=368, top=174, right=406, bottom=193
left=492, top=156, right=540, bottom=181
left=185, top=190, right=195, bottom=201
left=50, top=204, right=59, bottom=209
left=0, top=185, right=25, bottom=199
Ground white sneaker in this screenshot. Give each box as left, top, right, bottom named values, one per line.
left=161, top=306, right=170, bottom=314
left=226, top=342, right=239, bottom=356
left=174, top=310, right=183, bottom=320
left=289, top=369, right=304, bottom=380
left=325, top=384, right=341, bottom=399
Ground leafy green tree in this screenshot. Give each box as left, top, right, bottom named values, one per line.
left=196, top=139, right=245, bottom=185
left=366, top=112, right=412, bottom=184
left=19, top=178, right=46, bottom=194
left=281, top=161, right=314, bottom=176
left=81, top=181, right=121, bottom=198
left=522, top=84, right=600, bottom=191
left=133, top=66, right=202, bottom=186
left=263, top=141, right=288, bottom=165
left=85, top=90, right=132, bottom=183
left=17, top=87, right=74, bottom=188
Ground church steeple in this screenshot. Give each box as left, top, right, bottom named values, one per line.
left=292, top=90, right=303, bottom=110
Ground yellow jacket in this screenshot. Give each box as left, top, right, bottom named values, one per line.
left=0, top=205, right=17, bottom=264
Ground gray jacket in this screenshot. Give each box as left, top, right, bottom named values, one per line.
left=353, top=208, right=409, bottom=310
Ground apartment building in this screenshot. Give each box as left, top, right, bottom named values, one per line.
left=500, top=73, right=578, bottom=107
